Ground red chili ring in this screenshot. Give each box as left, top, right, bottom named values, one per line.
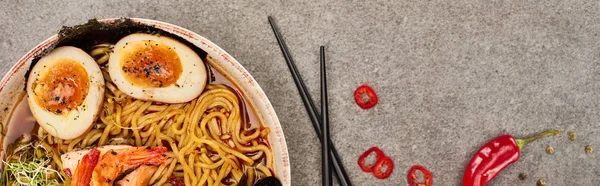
left=354, top=85, right=378, bottom=109
left=357, top=146, right=385, bottom=172
left=372, top=156, right=394, bottom=179
left=408, top=165, right=432, bottom=186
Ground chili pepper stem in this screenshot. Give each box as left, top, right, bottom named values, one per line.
left=516, top=130, right=560, bottom=150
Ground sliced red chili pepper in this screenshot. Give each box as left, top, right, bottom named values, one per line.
left=372, top=156, right=394, bottom=179
left=161, top=140, right=173, bottom=151
left=408, top=165, right=432, bottom=186
left=63, top=168, right=72, bottom=178
left=354, top=85, right=378, bottom=109
left=357, top=146, right=385, bottom=172
left=167, top=175, right=185, bottom=186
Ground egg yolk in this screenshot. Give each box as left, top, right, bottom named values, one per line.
left=32, top=58, right=90, bottom=115
left=120, top=40, right=182, bottom=88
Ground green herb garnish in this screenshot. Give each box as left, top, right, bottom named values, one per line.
left=1, top=139, right=64, bottom=185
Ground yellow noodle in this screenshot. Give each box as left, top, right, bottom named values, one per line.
left=154, top=158, right=178, bottom=185
left=90, top=46, right=110, bottom=57
left=109, top=104, right=123, bottom=135
left=198, top=168, right=210, bottom=186
left=149, top=158, right=172, bottom=184
left=257, top=165, right=272, bottom=177
left=174, top=165, right=184, bottom=172
left=132, top=101, right=152, bottom=146
left=189, top=153, right=198, bottom=186
left=98, top=122, right=113, bottom=146
left=215, top=162, right=231, bottom=184
left=240, top=128, right=261, bottom=143
left=206, top=174, right=213, bottom=186
left=250, top=150, right=265, bottom=160
left=184, top=171, right=191, bottom=186
left=231, top=169, right=242, bottom=183
left=246, top=168, right=255, bottom=186
left=172, top=171, right=185, bottom=178
left=194, top=163, right=203, bottom=186
left=67, top=136, right=83, bottom=151
left=195, top=158, right=225, bottom=169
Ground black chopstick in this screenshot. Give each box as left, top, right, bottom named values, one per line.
left=268, top=16, right=353, bottom=186
left=320, top=46, right=332, bottom=186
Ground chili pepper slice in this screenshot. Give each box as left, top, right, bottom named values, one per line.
left=167, top=175, right=185, bottom=186
left=63, top=168, right=72, bottom=178
left=408, top=165, right=432, bottom=186
left=354, top=85, right=378, bottom=109
left=357, top=146, right=385, bottom=172
left=372, top=156, right=394, bottom=179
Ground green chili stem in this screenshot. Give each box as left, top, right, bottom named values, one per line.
left=516, top=130, right=560, bottom=149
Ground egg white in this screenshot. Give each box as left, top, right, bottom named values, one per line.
left=108, top=33, right=207, bottom=103
left=26, top=46, right=104, bottom=140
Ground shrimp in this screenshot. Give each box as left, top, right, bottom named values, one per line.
left=90, top=146, right=167, bottom=186
left=71, top=148, right=101, bottom=186
left=115, top=165, right=158, bottom=186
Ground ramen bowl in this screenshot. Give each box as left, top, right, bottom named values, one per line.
left=0, top=18, right=290, bottom=185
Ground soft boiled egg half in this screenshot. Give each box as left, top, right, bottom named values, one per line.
left=108, top=33, right=207, bottom=103
left=26, top=46, right=105, bottom=140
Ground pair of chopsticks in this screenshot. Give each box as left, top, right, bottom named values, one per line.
left=268, top=16, right=353, bottom=186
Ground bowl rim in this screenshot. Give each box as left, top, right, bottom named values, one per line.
left=0, top=17, right=291, bottom=185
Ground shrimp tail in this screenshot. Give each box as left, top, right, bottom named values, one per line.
left=71, top=148, right=101, bottom=186
left=125, top=146, right=168, bottom=165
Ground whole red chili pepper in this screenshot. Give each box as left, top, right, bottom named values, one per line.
left=462, top=130, right=559, bottom=186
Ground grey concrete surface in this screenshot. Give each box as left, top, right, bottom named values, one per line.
left=1, top=0, right=599, bottom=185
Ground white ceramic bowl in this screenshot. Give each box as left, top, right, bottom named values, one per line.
left=0, top=18, right=291, bottom=185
